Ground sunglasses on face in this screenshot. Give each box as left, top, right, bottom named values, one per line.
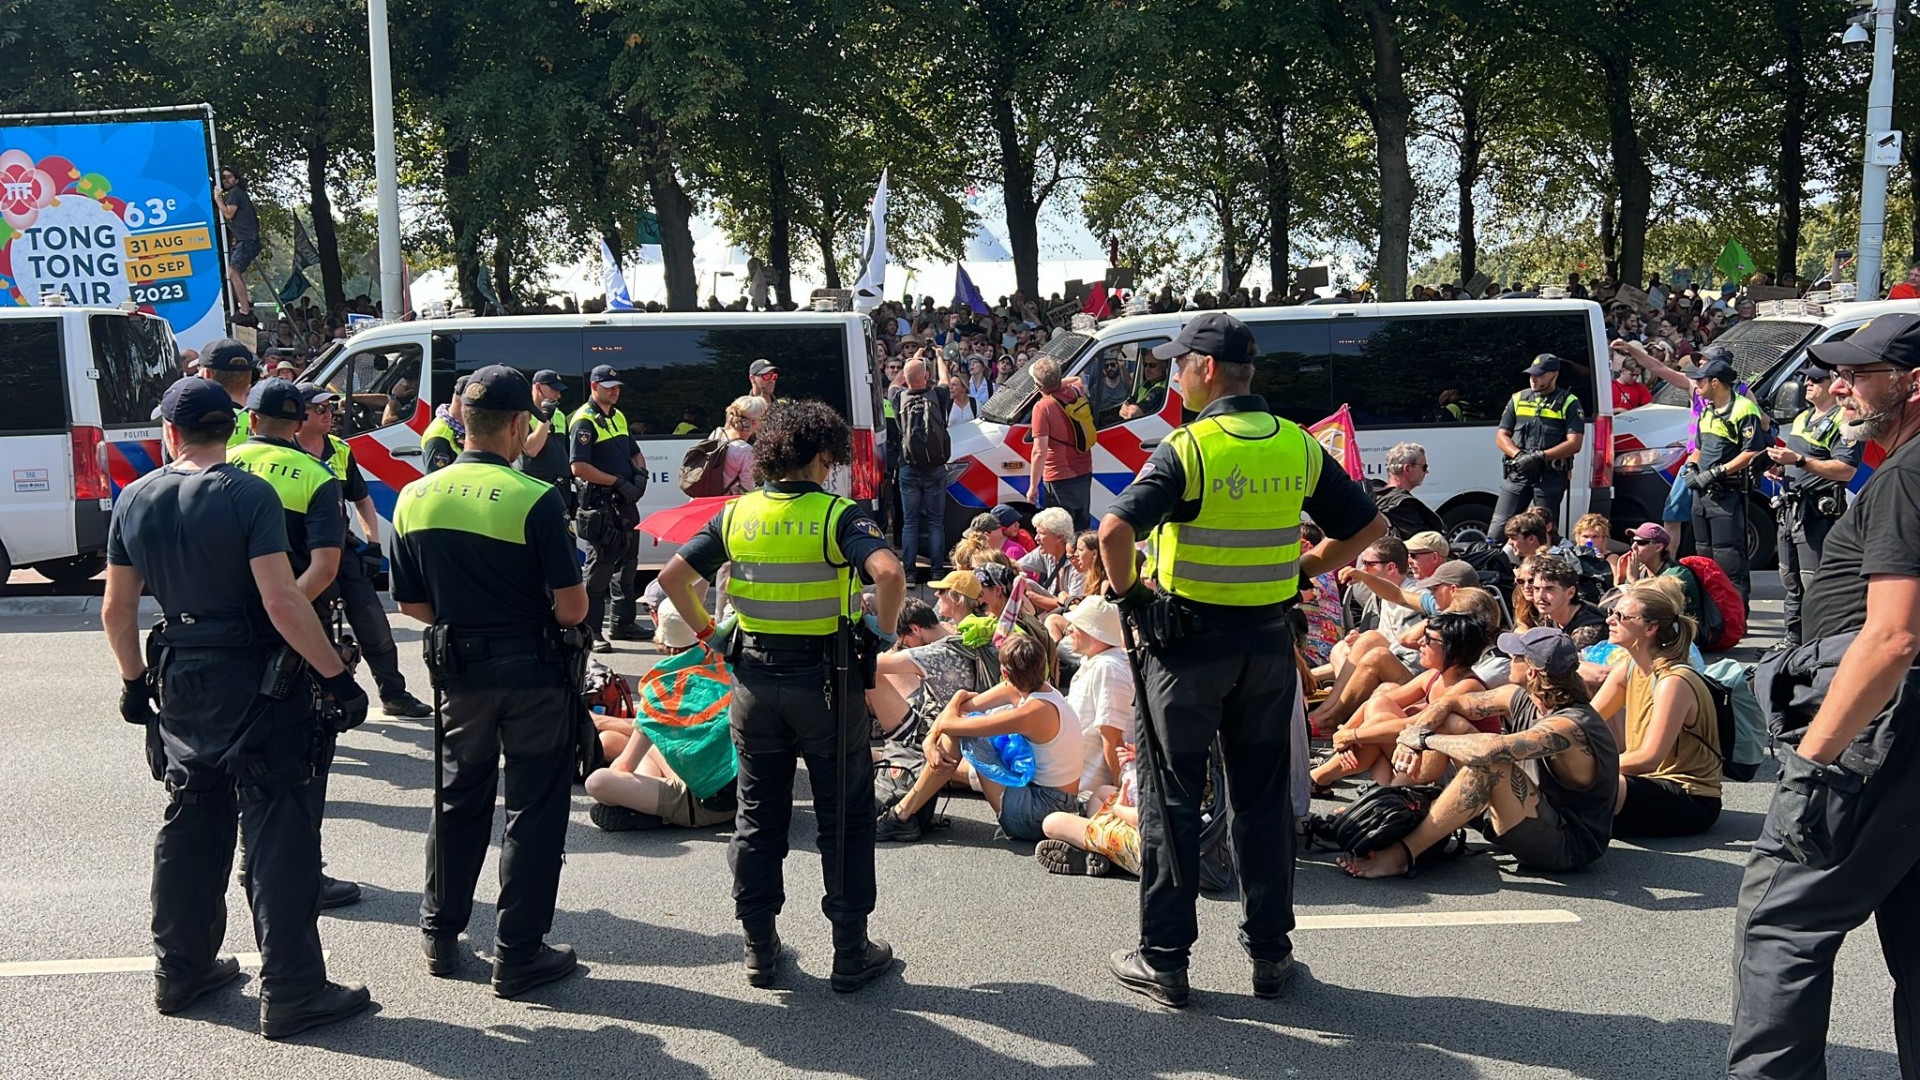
left=1630, top=537, right=1661, bottom=547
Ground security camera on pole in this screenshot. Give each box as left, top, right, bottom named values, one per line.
left=1850, top=0, right=1902, bottom=300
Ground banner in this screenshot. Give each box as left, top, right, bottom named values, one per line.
left=601, top=237, right=634, bottom=310
left=0, top=119, right=226, bottom=350
left=1309, top=404, right=1364, bottom=481
left=954, top=263, right=989, bottom=315
left=852, top=168, right=888, bottom=311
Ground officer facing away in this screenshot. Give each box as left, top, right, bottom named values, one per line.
left=571, top=364, right=650, bottom=651
left=230, top=379, right=362, bottom=910
left=1681, top=355, right=1767, bottom=608
left=1487, top=352, right=1586, bottom=539
left=1097, top=312, right=1386, bottom=1008
left=391, top=365, right=591, bottom=999
left=421, top=376, right=469, bottom=474
left=657, top=399, right=906, bottom=992
left=293, top=383, right=432, bottom=718
left=1728, top=311, right=1920, bottom=1079
left=1763, top=367, right=1860, bottom=647
left=104, top=377, right=371, bottom=1039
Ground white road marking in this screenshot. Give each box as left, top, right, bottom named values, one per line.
left=1294, top=909, right=1579, bottom=931
left=0, top=951, right=325, bottom=978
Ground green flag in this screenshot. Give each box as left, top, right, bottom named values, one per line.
left=635, top=211, right=662, bottom=246
left=1715, top=239, right=1756, bottom=281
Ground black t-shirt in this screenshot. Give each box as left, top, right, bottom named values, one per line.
left=1553, top=601, right=1609, bottom=650
left=106, top=464, right=290, bottom=643
left=680, top=480, right=889, bottom=583
left=517, top=403, right=572, bottom=485
left=1804, top=433, right=1920, bottom=640
left=226, top=182, right=259, bottom=245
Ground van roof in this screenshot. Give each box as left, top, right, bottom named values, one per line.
left=346, top=309, right=870, bottom=345
left=0, top=304, right=158, bottom=319
left=1085, top=298, right=1604, bottom=339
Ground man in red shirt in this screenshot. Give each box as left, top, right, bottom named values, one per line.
left=1888, top=261, right=1920, bottom=300
left=1026, top=357, right=1095, bottom=529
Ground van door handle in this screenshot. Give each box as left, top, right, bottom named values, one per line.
left=1140, top=439, right=1161, bottom=450
left=391, top=445, right=421, bottom=458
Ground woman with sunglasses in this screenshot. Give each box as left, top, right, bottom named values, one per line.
left=1612, top=522, right=1705, bottom=626
left=1311, top=611, right=1490, bottom=790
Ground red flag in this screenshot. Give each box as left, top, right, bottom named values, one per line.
left=1308, top=405, right=1364, bottom=481
left=1082, top=283, right=1110, bottom=319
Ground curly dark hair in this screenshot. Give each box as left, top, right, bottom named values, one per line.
left=752, top=400, right=852, bottom=483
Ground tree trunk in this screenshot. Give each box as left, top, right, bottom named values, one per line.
left=639, top=111, right=697, bottom=311
left=1599, top=180, right=1618, bottom=281
left=1457, top=89, right=1482, bottom=285
left=989, top=89, right=1041, bottom=301
left=1361, top=0, right=1413, bottom=302
left=491, top=238, right=515, bottom=313
left=1598, top=49, right=1651, bottom=289
left=445, top=140, right=483, bottom=313
left=1773, top=0, right=1807, bottom=285
left=1265, top=143, right=1291, bottom=299
left=304, top=135, right=345, bottom=310
left=817, top=224, right=841, bottom=289
left=761, top=102, right=794, bottom=309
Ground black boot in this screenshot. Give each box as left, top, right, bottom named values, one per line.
left=590, top=803, right=664, bottom=832
left=319, top=876, right=361, bottom=910
left=156, top=955, right=243, bottom=1014
left=260, top=981, right=372, bottom=1039
left=381, top=691, right=433, bottom=719
left=743, top=932, right=782, bottom=988
left=830, top=938, right=894, bottom=993
left=423, top=934, right=462, bottom=977
left=607, top=622, right=652, bottom=642
left=1109, top=948, right=1189, bottom=1008
left=1251, top=954, right=1298, bottom=999
left=492, top=943, right=578, bottom=999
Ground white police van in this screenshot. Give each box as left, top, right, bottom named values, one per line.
left=0, top=302, right=177, bottom=588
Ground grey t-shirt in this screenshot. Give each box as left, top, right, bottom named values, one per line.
left=890, top=636, right=994, bottom=743
left=1504, top=691, right=1620, bottom=867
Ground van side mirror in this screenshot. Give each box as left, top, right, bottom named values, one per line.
left=1769, top=376, right=1805, bottom=423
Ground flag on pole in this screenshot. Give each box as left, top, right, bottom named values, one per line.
left=291, top=217, right=321, bottom=271
left=601, top=237, right=635, bottom=311
left=1714, top=239, right=1756, bottom=282
left=954, top=263, right=989, bottom=315
left=277, top=267, right=310, bottom=306
left=1082, top=283, right=1112, bottom=320
left=1309, top=405, right=1364, bottom=481
left=852, top=169, right=888, bottom=311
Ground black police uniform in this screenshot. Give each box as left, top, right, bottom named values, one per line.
left=312, top=431, right=423, bottom=713
left=1106, top=393, right=1379, bottom=987
left=1689, top=394, right=1766, bottom=607
left=571, top=386, right=645, bottom=642
left=391, top=429, right=584, bottom=981
left=676, top=483, right=890, bottom=963
left=1488, top=366, right=1585, bottom=539
left=517, top=398, right=575, bottom=508
left=1775, top=402, right=1861, bottom=645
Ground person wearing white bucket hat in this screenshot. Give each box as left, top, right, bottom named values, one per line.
left=1064, top=596, right=1135, bottom=791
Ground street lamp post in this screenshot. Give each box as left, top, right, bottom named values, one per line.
left=369, top=0, right=404, bottom=320
left=1854, top=0, right=1901, bottom=299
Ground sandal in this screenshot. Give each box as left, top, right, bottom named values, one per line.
left=1394, top=839, right=1418, bottom=879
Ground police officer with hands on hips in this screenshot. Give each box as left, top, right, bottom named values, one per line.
left=656, top=399, right=906, bottom=993
left=1681, top=354, right=1766, bottom=609
left=390, top=365, right=591, bottom=998
left=1765, top=366, right=1861, bottom=647
left=104, top=377, right=372, bottom=1039
left=516, top=369, right=574, bottom=506
left=1488, top=352, right=1585, bottom=539
left=1728, top=311, right=1920, bottom=1079
left=230, top=377, right=363, bottom=910
left=293, top=382, right=433, bottom=719
left=1097, top=312, right=1387, bottom=1009
left=571, top=364, right=650, bottom=652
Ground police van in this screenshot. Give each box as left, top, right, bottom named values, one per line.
left=306, top=310, right=883, bottom=563
left=0, top=303, right=177, bottom=588
left=953, top=299, right=1616, bottom=541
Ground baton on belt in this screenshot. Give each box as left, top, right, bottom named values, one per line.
left=1118, top=607, right=1181, bottom=890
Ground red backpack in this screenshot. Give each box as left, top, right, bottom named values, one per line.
left=1680, top=556, right=1746, bottom=651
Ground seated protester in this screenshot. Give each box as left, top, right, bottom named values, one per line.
left=1045, top=530, right=1110, bottom=641
left=1317, top=536, right=1415, bottom=684
left=1613, top=522, right=1706, bottom=626
left=1035, top=744, right=1141, bottom=877
left=1309, top=554, right=1477, bottom=732
left=1511, top=560, right=1543, bottom=630
left=1524, top=553, right=1608, bottom=648
left=1060, top=596, right=1135, bottom=790
left=1017, top=507, right=1079, bottom=596
left=1587, top=580, right=1722, bottom=837
left=876, top=635, right=1085, bottom=843
left=593, top=599, right=697, bottom=760
left=1341, top=627, right=1620, bottom=878
left=1298, top=521, right=1346, bottom=668
left=1401, top=530, right=1451, bottom=583
left=1501, top=509, right=1552, bottom=566
left=869, top=580, right=998, bottom=745
left=992, top=504, right=1038, bottom=562
left=949, top=513, right=1005, bottom=570
left=1312, top=611, right=1490, bottom=789
left=1447, top=587, right=1518, bottom=689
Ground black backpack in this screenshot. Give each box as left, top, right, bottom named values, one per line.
left=900, top=388, right=951, bottom=467
left=680, top=434, right=732, bottom=497
left=1304, top=784, right=1466, bottom=874
left=1572, top=550, right=1612, bottom=605
left=1451, top=540, right=1516, bottom=595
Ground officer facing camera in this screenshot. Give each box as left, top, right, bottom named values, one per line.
left=1488, top=352, right=1585, bottom=539
left=1680, top=355, right=1767, bottom=608
left=1764, top=367, right=1861, bottom=646
left=391, top=365, right=591, bottom=999
left=103, top=377, right=371, bottom=1039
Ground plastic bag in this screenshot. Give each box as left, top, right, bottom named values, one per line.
left=962, top=732, right=1035, bottom=788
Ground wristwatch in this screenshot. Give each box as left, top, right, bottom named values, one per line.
left=1414, top=728, right=1435, bottom=751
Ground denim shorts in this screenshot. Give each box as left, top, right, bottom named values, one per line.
left=995, top=783, right=1078, bottom=841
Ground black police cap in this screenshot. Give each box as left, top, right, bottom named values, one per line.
left=159, top=377, right=242, bottom=429
left=246, top=377, right=308, bottom=421
left=1523, top=353, right=1563, bottom=375
left=201, top=338, right=257, bottom=373
left=1151, top=311, right=1256, bottom=365
left=461, top=365, right=535, bottom=412
left=1809, top=311, right=1920, bottom=372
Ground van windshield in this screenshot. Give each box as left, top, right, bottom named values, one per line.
left=90, top=314, right=177, bottom=429
left=1648, top=318, right=1817, bottom=407
left=981, top=331, right=1088, bottom=424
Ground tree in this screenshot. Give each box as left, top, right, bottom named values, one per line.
left=1320, top=0, right=1421, bottom=301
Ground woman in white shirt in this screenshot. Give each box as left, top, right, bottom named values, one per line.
left=1060, top=597, right=1135, bottom=790
left=947, top=374, right=977, bottom=427
left=712, top=395, right=766, bottom=496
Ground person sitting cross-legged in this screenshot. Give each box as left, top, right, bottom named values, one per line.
left=1340, top=627, right=1620, bottom=878
left=1308, top=552, right=1477, bottom=732
left=1034, top=744, right=1141, bottom=878
left=1311, top=611, right=1489, bottom=791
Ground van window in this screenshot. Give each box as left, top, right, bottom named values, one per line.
left=1653, top=317, right=1818, bottom=408
left=1331, top=311, right=1594, bottom=429
left=982, top=331, right=1088, bottom=424
left=331, top=343, right=424, bottom=437
left=580, top=325, right=850, bottom=438
left=0, top=319, right=68, bottom=434
left=1250, top=321, right=1333, bottom=426
left=89, top=314, right=176, bottom=429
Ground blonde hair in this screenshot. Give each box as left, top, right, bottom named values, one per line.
left=726, top=395, right=768, bottom=428
left=1625, top=577, right=1696, bottom=668
left=1574, top=513, right=1610, bottom=539
left=1447, top=586, right=1508, bottom=633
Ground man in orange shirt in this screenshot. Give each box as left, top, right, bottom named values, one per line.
left=1888, top=261, right=1920, bottom=300
left=1026, top=357, right=1095, bottom=530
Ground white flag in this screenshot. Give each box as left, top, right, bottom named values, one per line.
left=852, top=169, right=888, bottom=311
left=601, top=238, right=635, bottom=311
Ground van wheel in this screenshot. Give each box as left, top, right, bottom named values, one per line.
left=1745, top=497, right=1778, bottom=571
left=1440, top=501, right=1495, bottom=546
left=33, top=554, right=107, bottom=587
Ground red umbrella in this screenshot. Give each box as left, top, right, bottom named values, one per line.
left=638, top=495, right=737, bottom=544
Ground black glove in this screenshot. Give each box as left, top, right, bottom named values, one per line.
left=1515, top=451, right=1546, bottom=479
left=358, top=540, right=384, bottom=580
left=1105, top=577, right=1156, bottom=614
left=613, top=479, right=642, bottom=505
left=316, top=669, right=370, bottom=733
left=120, top=677, right=157, bottom=725
left=1682, top=463, right=1710, bottom=492
left=1770, top=746, right=1863, bottom=870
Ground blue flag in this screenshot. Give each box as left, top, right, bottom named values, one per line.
left=955, top=263, right=989, bottom=315
left=601, top=238, right=635, bottom=311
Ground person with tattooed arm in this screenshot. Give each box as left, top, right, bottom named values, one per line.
left=1340, top=627, right=1619, bottom=878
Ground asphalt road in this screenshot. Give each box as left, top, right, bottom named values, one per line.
left=0, top=577, right=1900, bottom=1079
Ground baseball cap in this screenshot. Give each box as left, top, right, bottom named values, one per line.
left=1696, top=343, right=1734, bottom=368
left=296, top=381, right=337, bottom=405
left=1414, top=559, right=1479, bottom=591
left=246, top=378, right=308, bottom=422
left=1523, top=353, right=1563, bottom=375
left=1803, top=366, right=1833, bottom=383
left=460, top=365, right=535, bottom=412
left=968, top=512, right=1002, bottom=535
left=589, top=364, right=623, bottom=387
left=452, top=375, right=472, bottom=397
left=927, top=568, right=983, bottom=600
left=1065, top=595, right=1123, bottom=649
left=1151, top=311, right=1257, bottom=364
left=159, top=377, right=241, bottom=428
left=201, top=338, right=256, bottom=373
left=1404, top=531, right=1449, bottom=556
left=1696, top=357, right=1738, bottom=383
left=1809, top=312, right=1920, bottom=371
left=532, top=369, right=566, bottom=390
left=989, top=504, right=1022, bottom=530
left=749, top=358, right=779, bottom=377
left=1628, top=522, right=1671, bottom=546
left=653, top=598, right=698, bottom=650
left=1497, top=626, right=1580, bottom=676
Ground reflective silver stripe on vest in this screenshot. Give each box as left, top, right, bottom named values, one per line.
left=728, top=594, right=846, bottom=622
left=730, top=561, right=840, bottom=585
left=1177, top=524, right=1302, bottom=549
left=1171, top=559, right=1299, bottom=585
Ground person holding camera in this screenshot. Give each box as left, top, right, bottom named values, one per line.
left=570, top=364, right=650, bottom=651
left=1765, top=367, right=1861, bottom=646
left=1488, top=353, right=1585, bottom=540
left=1681, top=356, right=1767, bottom=609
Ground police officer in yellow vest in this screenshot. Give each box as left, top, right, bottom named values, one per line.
left=516, top=369, right=574, bottom=511
left=1488, top=353, right=1586, bottom=539
left=1682, top=355, right=1768, bottom=607
left=1097, top=313, right=1386, bottom=1009
left=420, top=376, right=468, bottom=474
left=570, top=364, right=649, bottom=650
left=657, top=399, right=906, bottom=993
left=1764, top=368, right=1862, bottom=646
left=391, top=365, right=590, bottom=998
left=228, top=379, right=365, bottom=910
left=190, top=338, right=258, bottom=448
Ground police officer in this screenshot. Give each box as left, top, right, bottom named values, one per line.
left=1764, top=367, right=1861, bottom=646
left=1487, top=352, right=1586, bottom=539
left=196, top=337, right=258, bottom=447
left=230, top=379, right=361, bottom=909
left=1681, top=355, right=1767, bottom=608
left=656, top=399, right=905, bottom=992
left=294, top=383, right=433, bottom=718
left=1728, top=311, right=1920, bottom=1079
left=104, top=377, right=371, bottom=1038
left=390, top=365, right=590, bottom=998
left=570, top=364, right=649, bottom=651
left=421, top=376, right=468, bottom=474
left=1096, top=312, right=1385, bottom=1008
left=517, top=369, right=573, bottom=511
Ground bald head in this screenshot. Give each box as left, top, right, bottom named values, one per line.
left=903, top=358, right=930, bottom=389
